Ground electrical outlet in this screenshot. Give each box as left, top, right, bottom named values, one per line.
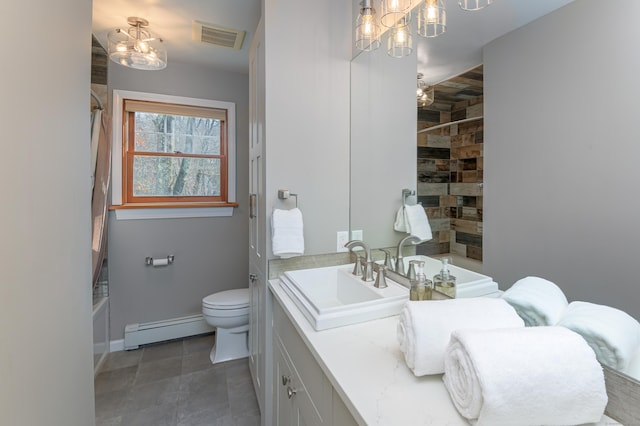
left=351, top=229, right=363, bottom=241
left=336, top=231, right=349, bottom=252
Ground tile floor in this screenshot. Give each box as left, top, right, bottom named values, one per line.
left=94, top=334, right=261, bottom=426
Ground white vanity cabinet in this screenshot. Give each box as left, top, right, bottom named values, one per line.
left=272, top=299, right=358, bottom=426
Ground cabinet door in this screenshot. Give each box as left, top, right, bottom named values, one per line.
left=274, top=341, right=295, bottom=426
left=248, top=17, right=267, bottom=416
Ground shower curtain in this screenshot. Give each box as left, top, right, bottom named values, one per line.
left=91, top=111, right=111, bottom=288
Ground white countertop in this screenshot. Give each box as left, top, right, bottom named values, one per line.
left=269, top=278, right=622, bottom=426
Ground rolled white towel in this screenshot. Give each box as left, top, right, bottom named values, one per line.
left=501, top=276, right=568, bottom=326
left=396, top=298, right=524, bottom=376
left=557, top=301, right=640, bottom=371
left=443, top=327, right=608, bottom=426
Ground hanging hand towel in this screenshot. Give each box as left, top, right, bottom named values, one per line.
left=394, top=204, right=432, bottom=241
left=501, top=276, right=568, bottom=326
left=394, top=205, right=408, bottom=232
left=271, top=208, right=304, bottom=258
left=396, top=298, right=524, bottom=376
left=443, top=326, right=608, bottom=426
left=557, top=301, right=640, bottom=371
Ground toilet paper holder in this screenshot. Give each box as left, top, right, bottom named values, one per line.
left=145, top=255, right=175, bottom=266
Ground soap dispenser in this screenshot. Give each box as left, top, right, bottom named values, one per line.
left=409, top=260, right=433, bottom=301
left=433, top=258, right=456, bottom=298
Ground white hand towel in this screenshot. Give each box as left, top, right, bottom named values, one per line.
left=557, top=301, right=640, bottom=371
left=396, top=298, right=524, bottom=376
left=394, top=204, right=432, bottom=241
left=271, top=208, right=304, bottom=258
left=443, top=327, right=608, bottom=426
left=394, top=205, right=408, bottom=232
left=501, top=276, right=568, bottom=326
left=403, top=204, right=432, bottom=241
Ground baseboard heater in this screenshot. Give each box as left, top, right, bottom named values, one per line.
left=124, top=314, right=214, bottom=350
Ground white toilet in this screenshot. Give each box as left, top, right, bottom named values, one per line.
left=202, top=288, right=250, bottom=364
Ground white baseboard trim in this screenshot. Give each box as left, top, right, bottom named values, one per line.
left=122, top=314, right=214, bottom=350
left=110, top=339, right=125, bottom=353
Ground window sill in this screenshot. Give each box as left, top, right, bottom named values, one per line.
left=109, top=202, right=238, bottom=220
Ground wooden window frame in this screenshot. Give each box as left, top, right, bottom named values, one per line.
left=123, top=101, right=228, bottom=204
left=109, top=90, right=238, bottom=213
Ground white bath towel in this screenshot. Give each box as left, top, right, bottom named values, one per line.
left=396, top=298, right=524, bottom=376
left=443, top=327, right=608, bottom=426
left=501, top=276, right=568, bottom=326
left=557, top=301, right=640, bottom=371
left=271, top=208, right=304, bottom=258
left=393, top=204, right=432, bottom=241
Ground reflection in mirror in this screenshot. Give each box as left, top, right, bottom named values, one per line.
left=349, top=38, right=416, bottom=250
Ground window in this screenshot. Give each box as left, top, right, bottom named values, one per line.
left=111, top=90, right=237, bottom=219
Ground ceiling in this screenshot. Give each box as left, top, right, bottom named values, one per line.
left=413, top=0, right=575, bottom=85
left=92, top=0, right=574, bottom=78
left=92, top=0, right=261, bottom=74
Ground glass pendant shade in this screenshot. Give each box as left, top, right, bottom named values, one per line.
left=416, top=73, right=434, bottom=107
left=458, top=0, right=493, bottom=11
left=417, top=0, right=446, bottom=38
left=108, top=17, right=167, bottom=71
left=387, top=16, right=412, bottom=58
left=355, top=0, right=381, bottom=51
left=380, top=0, right=413, bottom=28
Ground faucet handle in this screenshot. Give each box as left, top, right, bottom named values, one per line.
left=379, top=249, right=394, bottom=270
left=352, top=255, right=363, bottom=277
left=374, top=265, right=388, bottom=289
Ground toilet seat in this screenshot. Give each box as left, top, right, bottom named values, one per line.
left=203, top=288, right=250, bottom=310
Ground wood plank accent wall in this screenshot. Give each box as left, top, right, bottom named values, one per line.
left=415, top=66, right=484, bottom=261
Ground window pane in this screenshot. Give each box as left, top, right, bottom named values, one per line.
left=134, top=112, right=220, bottom=155
left=132, top=156, right=221, bottom=197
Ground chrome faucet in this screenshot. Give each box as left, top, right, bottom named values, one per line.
left=395, top=235, right=421, bottom=275
left=345, top=240, right=374, bottom=282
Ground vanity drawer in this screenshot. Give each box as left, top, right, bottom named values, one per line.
left=273, top=301, right=332, bottom=423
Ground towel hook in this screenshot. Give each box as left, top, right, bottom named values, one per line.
left=277, top=189, right=298, bottom=208
left=402, top=188, right=416, bottom=205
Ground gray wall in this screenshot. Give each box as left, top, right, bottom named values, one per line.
left=484, top=0, right=640, bottom=319
left=108, top=62, right=249, bottom=339
left=263, top=0, right=352, bottom=256
left=1, top=0, right=95, bottom=424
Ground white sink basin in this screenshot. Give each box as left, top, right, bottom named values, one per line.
left=401, top=255, right=498, bottom=298
left=280, top=264, right=409, bottom=331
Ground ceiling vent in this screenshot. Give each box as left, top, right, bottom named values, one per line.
left=192, top=21, right=246, bottom=50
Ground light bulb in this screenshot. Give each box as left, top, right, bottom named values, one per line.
left=136, top=40, right=149, bottom=53
left=427, top=5, right=437, bottom=22
left=396, top=28, right=406, bottom=43
left=363, top=15, right=374, bottom=35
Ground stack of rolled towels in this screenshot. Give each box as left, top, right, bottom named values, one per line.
left=502, top=276, right=640, bottom=373
left=397, top=294, right=610, bottom=425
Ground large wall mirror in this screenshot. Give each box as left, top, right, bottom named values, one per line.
left=348, top=0, right=640, bottom=390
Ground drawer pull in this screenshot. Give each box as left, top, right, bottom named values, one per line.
left=282, top=375, right=291, bottom=386
left=287, top=386, right=297, bottom=399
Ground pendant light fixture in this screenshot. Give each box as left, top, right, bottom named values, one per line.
left=108, top=17, right=167, bottom=71
left=417, top=0, right=446, bottom=38
left=417, top=73, right=434, bottom=107
left=387, top=14, right=413, bottom=58
left=380, top=0, right=413, bottom=28
left=355, top=0, right=381, bottom=51
left=458, top=0, right=493, bottom=11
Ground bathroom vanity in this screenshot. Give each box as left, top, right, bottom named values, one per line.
left=268, top=268, right=621, bottom=426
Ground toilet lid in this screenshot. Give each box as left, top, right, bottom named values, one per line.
left=203, top=288, right=250, bottom=309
